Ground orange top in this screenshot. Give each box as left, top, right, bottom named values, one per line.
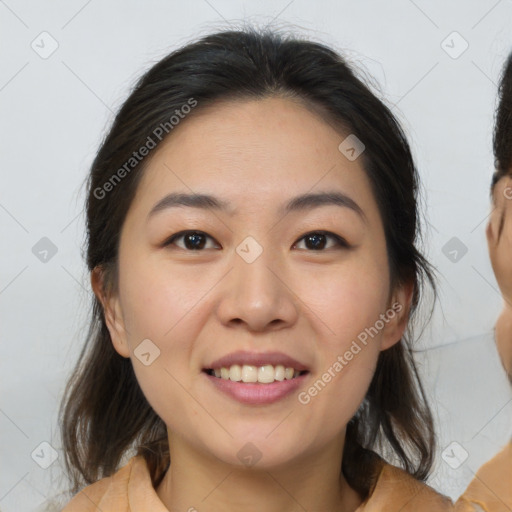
left=455, top=441, right=512, bottom=512
left=61, top=454, right=453, bottom=511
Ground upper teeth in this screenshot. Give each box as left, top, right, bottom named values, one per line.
left=212, top=364, right=302, bottom=383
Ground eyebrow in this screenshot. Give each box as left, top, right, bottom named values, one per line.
left=147, top=191, right=367, bottom=223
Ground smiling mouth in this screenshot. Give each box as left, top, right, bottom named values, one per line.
left=203, top=365, right=309, bottom=384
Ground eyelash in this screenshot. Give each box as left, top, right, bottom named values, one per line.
left=162, top=230, right=351, bottom=252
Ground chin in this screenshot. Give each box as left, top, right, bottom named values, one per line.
left=212, top=435, right=300, bottom=470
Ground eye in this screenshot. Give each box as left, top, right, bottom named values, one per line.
left=163, top=230, right=219, bottom=251
left=293, top=231, right=350, bottom=251
left=162, top=230, right=350, bottom=251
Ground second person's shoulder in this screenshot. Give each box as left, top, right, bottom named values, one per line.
left=360, top=462, right=454, bottom=511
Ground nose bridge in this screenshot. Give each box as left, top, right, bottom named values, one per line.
left=216, top=234, right=297, bottom=330
left=233, top=234, right=282, bottom=303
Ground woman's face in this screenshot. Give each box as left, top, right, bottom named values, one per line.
left=486, top=174, right=512, bottom=380
left=95, top=97, right=411, bottom=469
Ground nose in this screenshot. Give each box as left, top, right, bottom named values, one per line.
left=215, top=247, right=299, bottom=333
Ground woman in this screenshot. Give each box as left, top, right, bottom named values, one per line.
left=59, top=28, right=453, bottom=511
left=455, top=51, right=512, bottom=512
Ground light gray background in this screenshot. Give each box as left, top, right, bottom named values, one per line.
left=1, top=1, right=512, bottom=510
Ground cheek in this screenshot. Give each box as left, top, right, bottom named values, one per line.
left=120, top=259, right=209, bottom=427
left=118, top=254, right=210, bottom=343
left=116, top=256, right=210, bottom=404
left=298, top=255, right=390, bottom=342
left=294, top=256, right=390, bottom=406
left=494, top=242, right=512, bottom=303
left=495, top=308, right=512, bottom=376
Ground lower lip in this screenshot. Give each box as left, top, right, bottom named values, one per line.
left=203, top=371, right=310, bottom=405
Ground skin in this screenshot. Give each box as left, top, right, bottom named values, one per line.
left=92, top=96, right=413, bottom=512
left=486, top=174, right=512, bottom=381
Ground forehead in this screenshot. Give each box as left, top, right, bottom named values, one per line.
left=130, top=97, right=381, bottom=223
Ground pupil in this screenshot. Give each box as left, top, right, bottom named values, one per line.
left=185, top=232, right=205, bottom=250
left=306, top=233, right=326, bottom=250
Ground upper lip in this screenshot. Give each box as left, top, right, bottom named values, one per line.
left=205, top=351, right=310, bottom=371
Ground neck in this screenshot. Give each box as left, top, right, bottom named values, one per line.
left=155, top=430, right=363, bottom=512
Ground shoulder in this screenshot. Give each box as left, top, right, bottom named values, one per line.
left=359, top=462, right=454, bottom=511
left=61, top=455, right=141, bottom=511
left=455, top=441, right=512, bottom=512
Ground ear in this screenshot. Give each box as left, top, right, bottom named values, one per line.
left=91, top=266, right=131, bottom=358
left=380, top=280, right=414, bottom=351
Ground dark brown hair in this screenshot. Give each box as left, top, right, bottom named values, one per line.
left=59, top=27, right=438, bottom=499
left=492, top=51, right=512, bottom=189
